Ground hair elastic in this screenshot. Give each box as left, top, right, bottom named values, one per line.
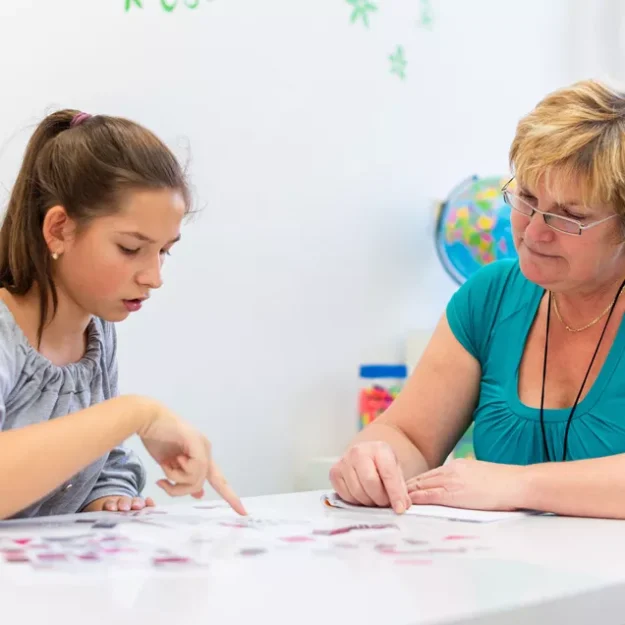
left=70, top=112, right=92, bottom=128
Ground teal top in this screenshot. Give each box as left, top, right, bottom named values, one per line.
left=447, top=259, right=625, bottom=464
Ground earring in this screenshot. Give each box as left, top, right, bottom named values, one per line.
left=51, top=252, right=59, bottom=260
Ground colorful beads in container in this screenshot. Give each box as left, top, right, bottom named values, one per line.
left=358, top=364, right=408, bottom=430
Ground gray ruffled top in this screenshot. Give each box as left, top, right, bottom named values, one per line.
left=0, top=301, right=146, bottom=518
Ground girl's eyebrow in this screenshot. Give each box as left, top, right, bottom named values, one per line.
left=117, top=231, right=181, bottom=244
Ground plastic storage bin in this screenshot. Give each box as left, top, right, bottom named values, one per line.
left=358, top=364, right=407, bottom=430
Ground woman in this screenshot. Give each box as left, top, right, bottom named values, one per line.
left=330, top=79, right=625, bottom=519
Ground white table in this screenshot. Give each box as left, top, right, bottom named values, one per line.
left=1, top=490, right=624, bottom=625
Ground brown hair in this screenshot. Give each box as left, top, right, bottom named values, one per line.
left=509, top=79, right=625, bottom=215
left=0, top=109, right=190, bottom=344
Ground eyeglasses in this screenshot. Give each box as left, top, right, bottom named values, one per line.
left=501, top=178, right=618, bottom=236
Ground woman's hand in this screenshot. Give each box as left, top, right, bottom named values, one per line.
left=329, top=441, right=412, bottom=514
left=406, top=458, right=525, bottom=510
left=138, top=401, right=246, bottom=516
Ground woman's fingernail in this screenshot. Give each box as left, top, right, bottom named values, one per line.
left=395, top=501, right=405, bottom=514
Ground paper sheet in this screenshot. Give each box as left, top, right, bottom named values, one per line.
left=322, top=493, right=542, bottom=523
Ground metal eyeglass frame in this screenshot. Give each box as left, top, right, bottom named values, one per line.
left=501, top=177, right=618, bottom=236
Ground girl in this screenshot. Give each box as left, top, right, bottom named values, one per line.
left=0, top=109, right=245, bottom=519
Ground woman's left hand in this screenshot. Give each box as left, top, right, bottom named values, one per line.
left=82, top=496, right=155, bottom=513
left=406, top=458, right=525, bottom=511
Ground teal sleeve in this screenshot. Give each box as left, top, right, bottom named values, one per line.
left=446, top=260, right=517, bottom=364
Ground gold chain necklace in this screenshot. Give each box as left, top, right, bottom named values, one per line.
left=551, top=290, right=623, bottom=333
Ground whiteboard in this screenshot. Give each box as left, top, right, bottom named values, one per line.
left=0, top=0, right=580, bottom=502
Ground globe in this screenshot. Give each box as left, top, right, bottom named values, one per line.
left=435, top=175, right=518, bottom=460
left=435, top=175, right=518, bottom=285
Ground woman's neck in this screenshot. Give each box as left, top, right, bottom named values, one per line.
left=554, top=275, right=625, bottom=331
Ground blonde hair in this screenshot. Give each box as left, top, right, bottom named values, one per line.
left=509, top=79, right=625, bottom=216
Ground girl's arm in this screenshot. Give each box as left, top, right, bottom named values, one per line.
left=0, top=395, right=151, bottom=519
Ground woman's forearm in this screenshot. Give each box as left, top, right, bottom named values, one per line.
left=0, top=395, right=152, bottom=519
left=351, top=420, right=430, bottom=479
left=520, top=454, right=625, bottom=519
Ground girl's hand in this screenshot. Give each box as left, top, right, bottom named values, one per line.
left=138, top=401, right=247, bottom=516
left=82, top=495, right=155, bottom=513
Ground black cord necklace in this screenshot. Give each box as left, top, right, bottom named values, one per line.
left=540, top=278, right=625, bottom=462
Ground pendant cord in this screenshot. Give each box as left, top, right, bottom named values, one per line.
left=540, top=278, right=625, bottom=462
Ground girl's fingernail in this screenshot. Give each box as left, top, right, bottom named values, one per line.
left=395, top=501, right=405, bottom=514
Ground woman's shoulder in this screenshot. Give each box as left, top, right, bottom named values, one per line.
left=465, top=258, right=528, bottom=293
left=463, top=259, right=538, bottom=313
left=446, top=260, right=539, bottom=361
left=452, top=259, right=531, bottom=307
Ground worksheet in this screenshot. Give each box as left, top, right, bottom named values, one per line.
left=321, top=493, right=543, bottom=523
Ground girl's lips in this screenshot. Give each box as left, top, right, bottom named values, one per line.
left=122, top=299, right=143, bottom=312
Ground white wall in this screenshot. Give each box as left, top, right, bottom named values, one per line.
left=0, top=0, right=589, bottom=502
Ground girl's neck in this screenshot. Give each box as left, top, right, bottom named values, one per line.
left=0, top=284, right=90, bottom=364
